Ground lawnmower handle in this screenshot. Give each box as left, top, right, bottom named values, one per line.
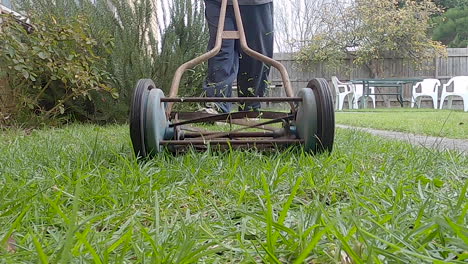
left=166, top=0, right=294, bottom=115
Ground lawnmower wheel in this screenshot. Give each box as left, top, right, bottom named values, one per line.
left=295, top=78, right=335, bottom=153
left=144, top=88, right=168, bottom=156
left=129, top=79, right=154, bottom=158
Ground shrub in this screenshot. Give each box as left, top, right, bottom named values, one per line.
left=155, top=0, right=208, bottom=97
left=12, top=0, right=208, bottom=123
left=0, top=13, right=116, bottom=125
left=432, top=7, right=468, bottom=48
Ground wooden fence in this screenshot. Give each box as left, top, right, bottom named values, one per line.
left=269, top=48, right=468, bottom=108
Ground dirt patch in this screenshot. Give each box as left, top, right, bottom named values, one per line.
left=337, top=124, right=468, bottom=154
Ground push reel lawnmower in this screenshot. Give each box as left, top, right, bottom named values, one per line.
left=130, top=0, right=335, bottom=158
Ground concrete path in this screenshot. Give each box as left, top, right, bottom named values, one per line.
left=337, top=124, right=468, bottom=154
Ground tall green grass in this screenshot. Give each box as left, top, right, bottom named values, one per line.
left=336, top=109, right=468, bottom=139
left=0, top=125, right=467, bottom=263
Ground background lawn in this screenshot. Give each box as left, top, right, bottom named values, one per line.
left=335, top=109, right=468, bottom=139
left=0, top=125, right=467, bottom=263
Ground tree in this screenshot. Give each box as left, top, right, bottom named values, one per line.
left=432, top=7, right=468, bottom=47
left=297, top=0, right=446, bottom=78
left=274, top=0, right=352, bottom=53
left=274, top=0, right=342, bottom=53
left=434, top=0, right=468, bottom=9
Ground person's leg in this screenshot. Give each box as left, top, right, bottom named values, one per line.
left=237, top=3, right=274, bottom=111
left=203, top=0, right=239, bottom=113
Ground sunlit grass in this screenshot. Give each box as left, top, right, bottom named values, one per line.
left=0, top=124, right=467, bottom=263
left=336, top=109, right=468, bottom=139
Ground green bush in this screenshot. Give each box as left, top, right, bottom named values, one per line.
left=9, top=0, right=208, bottom=124
left=432, top=7, right=468, bottom=48
left=0, top=13, right=116, bottom=125
left=156, top=0, right=208, bottom=97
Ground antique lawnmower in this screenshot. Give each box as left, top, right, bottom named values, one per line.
left=129, top=0, right=335, bottom=158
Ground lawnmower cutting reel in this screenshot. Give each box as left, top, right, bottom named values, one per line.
left=129, top=0, right=335, bottom=158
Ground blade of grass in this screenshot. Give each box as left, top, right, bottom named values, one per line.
left=257, top=240, right=282, bottom=264
left=76, top=227, right=103, bottom=264
left=107, top=227, right=133, bottom=254
left=456, top=179, right=468, bottom=223
left=441, top=217, right=468, bottom=245
left=58, top=175, right=82, bottom=264
left=1, top=204, right=30, bottom=247
left=154, top=190, right=161, bottom=249
left=271, top=176, right=303, bottom=249
left=241, top=212, right=296, bottom=237
left=359, top=229, right=447, bottom=263
left=293, top=223, right=330, bottom=264
left=32, top=234, right=49, bottom=264
left=333, top=225, right=364, bottom=264
left=260, top=173, right=275, bottom=257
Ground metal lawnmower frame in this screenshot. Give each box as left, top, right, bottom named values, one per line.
left=130, top=0, right=335, bottom=157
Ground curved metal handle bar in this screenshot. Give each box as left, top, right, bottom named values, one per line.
left=230, top=0, right=293, bottom=98
left=167, top=0, right=294, bottom=115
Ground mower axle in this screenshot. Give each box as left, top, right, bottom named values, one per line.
left=161, top=97, right=302, bottom=103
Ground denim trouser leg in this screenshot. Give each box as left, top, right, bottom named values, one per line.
left=203, top=1, right=274, bottom=112
left=203, top=1, right=238, bottom=113
left=237, top=4, right=274, bottom=111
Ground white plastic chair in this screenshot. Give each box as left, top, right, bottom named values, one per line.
left=352, top=84, right=376, bottom=109
left=411, top=79, right=440, bottom=109
left=439, top=76, right=468, bottom=112
left=331, top=76, right=354, bottom=111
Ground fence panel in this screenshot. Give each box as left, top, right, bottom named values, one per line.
left=269, top=48, right=468, bottom=108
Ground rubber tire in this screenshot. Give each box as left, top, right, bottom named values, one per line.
left=129, top=79, right=155, bottom=158
left=307, top=78, right=335, bottom=153
left=296, top=88, right=319, bottom=152
left=145, top=88, right=167, bottom=156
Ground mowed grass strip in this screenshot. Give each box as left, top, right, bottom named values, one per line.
left=336, top=109, right=468, bottom=139
left=0, top=124, right=467, bottom=263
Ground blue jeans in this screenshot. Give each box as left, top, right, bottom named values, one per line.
left=203, top=1, right=274, bottom=112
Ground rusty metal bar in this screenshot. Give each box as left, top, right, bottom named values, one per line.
left=166, top=0, right=229, bottom=115
left=191, top=115, right=294, bottom=140
left=222, top=31, right=240, bottom=39
left=227, top=119, right=277, bottom=131
left=170, top=111, right=292, bottom=128
left=170, top=144, right=295, bottom=153
left=183, top=131, right=281, bottom=138
left=160, top=139, right=304, bottom=145
left=162, top=97, right=301, bottom=103
left=170, top=111, right=291, bottom=120
left=179, top=125, right=210, bottom=133
left=177, top=120, right=276, bottom=132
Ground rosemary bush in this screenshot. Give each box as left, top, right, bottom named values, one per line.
left=6, top=0, right=208, bottom=123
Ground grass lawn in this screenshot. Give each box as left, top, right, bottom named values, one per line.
left=0, top=124, right=467, bottom=263
left=335, top=109, right=468, bottom=139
